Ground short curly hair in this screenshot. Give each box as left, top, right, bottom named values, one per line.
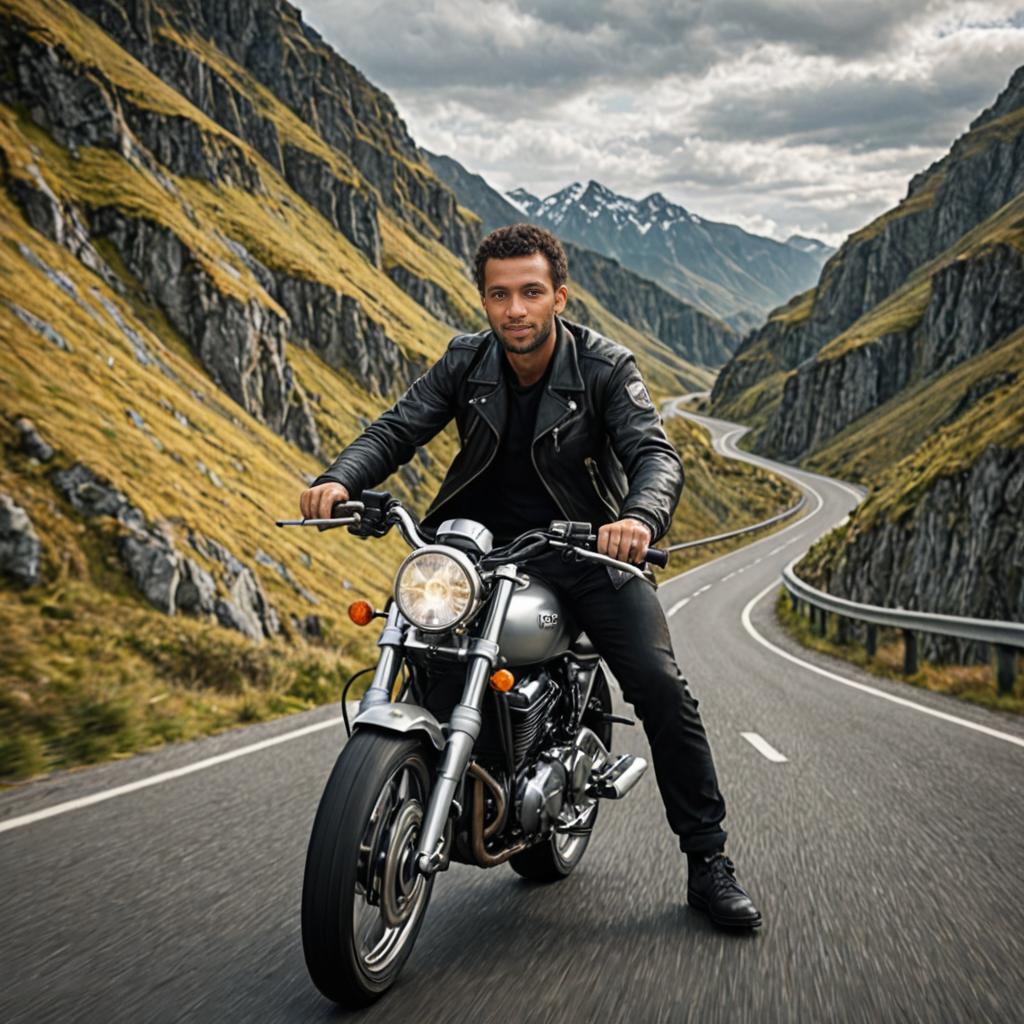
left=473, top=223, right=568, bottom=294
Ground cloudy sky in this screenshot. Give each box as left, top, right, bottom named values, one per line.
left=300, top=1, right=1024, bottom=245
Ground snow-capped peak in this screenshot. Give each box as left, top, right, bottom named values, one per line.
left=505, top=187, right=541, bottom=218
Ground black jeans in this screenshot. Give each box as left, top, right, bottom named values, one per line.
left=529, top=550, right=728, bottom=855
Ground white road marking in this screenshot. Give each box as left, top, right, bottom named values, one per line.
left=667, top=596, right=691, bottom=617
left=769, top=545, right=786, bottom=555
left=0, top=714, right=347, bottom=834
left=721, top=571, right=737, bottom=581
left=740, top=581, right=1024, bottom=750
left=741, top=732, right=788, bottom=763
left=695, top=584, right=712, bottom=595
left=753, top=557, right=762, bottom=564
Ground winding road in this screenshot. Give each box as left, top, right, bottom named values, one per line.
left=3, top=407, right=1023, bottom=1023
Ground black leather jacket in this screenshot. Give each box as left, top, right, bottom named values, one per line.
left=314, top=317, right=684, bottom=543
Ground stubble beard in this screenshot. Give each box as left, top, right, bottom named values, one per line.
left=496, top=313, right=556, bottom=356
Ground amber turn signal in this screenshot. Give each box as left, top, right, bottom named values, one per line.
left=490, top=669, right=515, bottom=692
left=348, top=600, right=375, bottom=626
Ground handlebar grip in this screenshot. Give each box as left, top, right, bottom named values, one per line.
left=330, top=501, right=348, bottom=518
left=644, top=546, right=669, bottom=568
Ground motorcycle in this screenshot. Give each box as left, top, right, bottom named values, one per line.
left=277, top=490, right=669, bottom=1007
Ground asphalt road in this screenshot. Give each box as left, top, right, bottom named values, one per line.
left=3, top=408, right=1023, bottom=1024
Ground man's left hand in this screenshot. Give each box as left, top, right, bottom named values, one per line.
left=596, top=517, right=652, bottom=564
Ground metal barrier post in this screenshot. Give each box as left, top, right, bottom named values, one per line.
left=996, top=645, right=1018, bottom=695
left=903, top=630, right=918, bottom=675
left=836, top=617, right=850, bottom=645
left=866, top=624, right=877, bottom=658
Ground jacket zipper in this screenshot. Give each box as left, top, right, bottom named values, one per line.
left=531, top=397, right=578, bottom=514
left=585, top=456, right=619, bottom=520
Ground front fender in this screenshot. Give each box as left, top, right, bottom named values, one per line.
left=351, top=703, right=446, bottom=752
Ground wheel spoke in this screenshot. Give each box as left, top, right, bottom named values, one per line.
left=349, top=752, right=431, bottom=978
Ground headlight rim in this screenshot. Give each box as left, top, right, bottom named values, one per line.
left=393, top=544, right=483, bottom=633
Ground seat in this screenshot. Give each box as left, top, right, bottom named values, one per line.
left=570, top=631, right=601, bottom=660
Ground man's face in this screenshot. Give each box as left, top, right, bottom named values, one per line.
left=480, top=253, right=568, bottom=355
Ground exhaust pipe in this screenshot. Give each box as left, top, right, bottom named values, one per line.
left=588, top=754, right=648, bottom=799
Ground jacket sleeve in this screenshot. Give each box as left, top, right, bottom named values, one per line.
left=603, top=355, right=684, bottom=543
left=313, top=348, right=458, bottom=496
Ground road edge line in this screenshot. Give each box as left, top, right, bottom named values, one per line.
left=740, top=581, right=1024, bottom=750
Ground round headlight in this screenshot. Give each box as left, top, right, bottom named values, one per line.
left=394, top=547, right=481, bottom=632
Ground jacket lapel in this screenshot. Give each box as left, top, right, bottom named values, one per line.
left=533, top=318, right=585, bottom=443
left=466, top=332, right=506, bottom=439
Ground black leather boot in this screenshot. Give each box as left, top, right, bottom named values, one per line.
left=687, top=852, right=762, bottom=929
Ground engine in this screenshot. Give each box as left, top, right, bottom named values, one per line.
left=505, top=671, right=560, bottom=763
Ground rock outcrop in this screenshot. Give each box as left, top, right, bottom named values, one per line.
left=802, top=446, right=1024, bottom=661
left=0, top=493, right=41, bottom=586
left=52, top=463, right=280, bottom=639
left=65, top=0, right=479, bottom=266
left=761, top=245, right=1024, bottom=460
left=15, top=418, right=54, bottom=462
left=709, top=65, right=1024, bottom=649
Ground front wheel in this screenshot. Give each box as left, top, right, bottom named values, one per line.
left=302, top=731, right=435, bottom=1007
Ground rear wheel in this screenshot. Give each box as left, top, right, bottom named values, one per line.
left=509, top=666, right=614, bottom=883
left=302, top=731, right=434, bottom=1007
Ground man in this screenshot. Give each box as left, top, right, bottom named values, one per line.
left=300, top=224, right=761, bottom=929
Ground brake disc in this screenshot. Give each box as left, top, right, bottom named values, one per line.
left=380, top=800, right=426, bottom=928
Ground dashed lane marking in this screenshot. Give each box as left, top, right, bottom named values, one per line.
left=741, top=732, right=788, bottom=763
left=667, top=596, right=691, bottom=617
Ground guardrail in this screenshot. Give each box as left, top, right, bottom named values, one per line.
left=782, top=563, right=1023, bottom=694
left=665, top=495, right=807, bottom=553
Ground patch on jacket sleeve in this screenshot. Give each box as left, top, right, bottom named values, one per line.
left=626, top=377, right=653, bottom=410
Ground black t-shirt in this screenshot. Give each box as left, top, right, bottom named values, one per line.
left=445, top=349, right=563, bottom=544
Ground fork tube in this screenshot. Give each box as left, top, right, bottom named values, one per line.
left=416, top=566, right=518, bottom=874
left=359, top=603, right=406, bottom=712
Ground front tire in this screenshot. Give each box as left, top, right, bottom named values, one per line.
left=302, top=731, right=435, bottom=1007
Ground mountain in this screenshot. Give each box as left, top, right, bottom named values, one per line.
left=709, top=65, right=1024, bottom=657
left=0, top=0, right=801, bottom=778
left=786, top=235, right=835, bottom=258
left=502, top=180, right=831, bottom=325
left=424, top=150, right=739, bottom=368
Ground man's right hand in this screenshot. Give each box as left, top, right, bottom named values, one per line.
left=299, top=482, right=350, bottom=520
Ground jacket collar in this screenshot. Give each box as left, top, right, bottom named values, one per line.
left=467, top=317, right=586, bottom=393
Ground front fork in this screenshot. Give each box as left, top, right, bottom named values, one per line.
left=415, top=566, right=518, bottom=874
left=356, top=566, right=519, bottom=877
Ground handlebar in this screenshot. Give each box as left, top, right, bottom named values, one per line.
left=276, top=491, right=669, bottom=573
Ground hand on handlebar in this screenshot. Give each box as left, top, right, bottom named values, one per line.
left=597, top=517, right=652, bottom=565
left=299, top=481, right=350, bottom=520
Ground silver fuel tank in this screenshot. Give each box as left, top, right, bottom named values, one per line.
left=496, top=574, right=573, bottom=666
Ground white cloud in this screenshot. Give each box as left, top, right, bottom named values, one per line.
left=298, top=0, right=1024, bottom=245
